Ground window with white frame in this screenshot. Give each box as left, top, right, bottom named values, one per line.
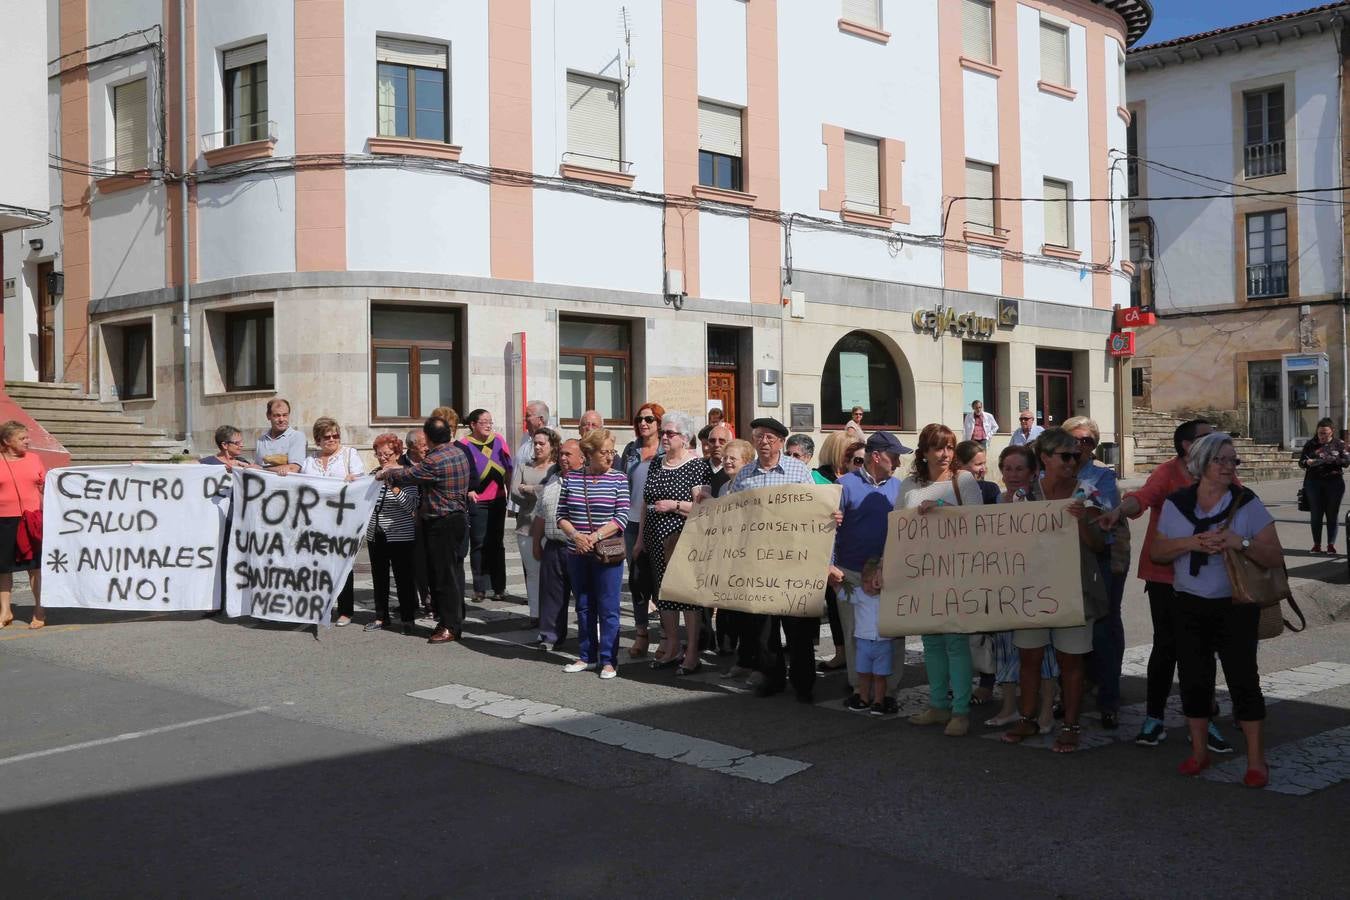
left=558, top=318, right=630, bottom=423
left=841, top=0, right=881, bottom=29
left=376, top=37, right=449, bottom=142
left=698, top=101, right=743, bottom=191
left=964, top=160, right=996, bottom=235
left=962, top=0, right=994, bottom=64
left=371, top=305, right=459, bottom=420
left=1039, top=20, right=1070, bottom=87
left=566, top=72, right=623, bottom=172
left=1246, top=210, right=1289, bottom=299
left=1043, top=178, right=1071, bottom=248
left=1243, top=86, right=1286, bottom=178
left=113, top=79, right=148, bottom=172
left=843, top=133, right=881, bottom=215
left=224, top=42, right=268, bottom=146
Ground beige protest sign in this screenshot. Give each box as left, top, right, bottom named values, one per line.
left=660, top=483, right=842, bottom=617
left=878, top=499, right=1086, bottom=636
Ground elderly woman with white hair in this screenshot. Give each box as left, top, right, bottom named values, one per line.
left=1152, top=433, right=1281, bottom=787
left=638, top=410, right=713, bottom=675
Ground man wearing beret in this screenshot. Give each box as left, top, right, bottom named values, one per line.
left=727, top=417, right=819, bottom=702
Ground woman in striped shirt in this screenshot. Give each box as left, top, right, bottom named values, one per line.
left=365, top=433, right=420, bottom=634
left=557, top=428, right=630, bottom=679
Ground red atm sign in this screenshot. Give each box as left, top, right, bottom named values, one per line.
left=1115, top=307, right=1157, bottom=328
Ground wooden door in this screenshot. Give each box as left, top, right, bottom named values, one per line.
left=37, top=262, right=56, bottom=382
left=1036, top=369, right=1072, bottom=429
left=708, top=368, right=736, bottom=427
left=1247, top=361, right=1281, bottom=445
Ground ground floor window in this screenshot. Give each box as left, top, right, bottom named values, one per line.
left=371, top=304, right=459, bottom=420
left=559, top=317, right=630, bottom=424
left=961, top=342, right=997, bottom=421
left=225, top=309, right=274, bottom=392
left=820, top=330, right=902, bottom=429
left=119, top=322, right=153, bottom=400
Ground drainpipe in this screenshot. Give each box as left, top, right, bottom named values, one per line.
left=178, top=0, right=193, bottom=450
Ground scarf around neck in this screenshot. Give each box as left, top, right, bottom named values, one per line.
left=1168, top=483, right=1253, bottom=576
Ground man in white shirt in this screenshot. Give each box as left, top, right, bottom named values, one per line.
left=254, top=398, right=305, bottom=473
left=578, top=409, right=604, bottom=437
left=962, top=400, right=999, bottom=447
left=516, top=401, right=549, bottom=465
left=1009, top=410, right=1045, bottom=446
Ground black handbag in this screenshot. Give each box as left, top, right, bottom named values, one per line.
left=1297, top=487, right=1309, bottom=512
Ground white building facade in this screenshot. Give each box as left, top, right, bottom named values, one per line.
left=1126, top=3, right=1349, bottom=447
left=3, top=0, right=1149, bottom=455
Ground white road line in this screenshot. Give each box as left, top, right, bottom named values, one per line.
left=0, top=706, right=272, bottom=767
left=1201, top=724, right=1350, bottom=795
left=991, top=662, right=1350, bottom=753
left=408, top=683, right=811, bottom=784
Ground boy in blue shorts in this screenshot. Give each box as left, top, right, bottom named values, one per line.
left=844, top=558, right=894, bottom=716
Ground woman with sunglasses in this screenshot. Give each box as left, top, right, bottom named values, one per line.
left=1063, top=415, right=1128, bottom=729
left=620, top=401, right=665, bottom=658
left=301, top=417, right=365, bottom=626
left=1002, top=428, right=1107, bottom=752
left=639, top=411, right=712, bottom=674
left=845, top=441, right=867, bottom=475
left=1152, top=433, right=1279, bottom=786
left=901, top=423, right=983, bottom=736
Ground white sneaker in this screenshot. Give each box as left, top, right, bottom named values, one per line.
left=563, top=660, right=596, bottom=674
left=599, top=665, right=618, bottom=680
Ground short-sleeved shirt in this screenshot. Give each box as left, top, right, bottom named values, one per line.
left=1009, top=426, right=1044, bottom=447
left=255, top=428, right=307, bottom=468
left=843, top=586, right=882, bottom=640
left=1158, top=490, right=1275, bottom=599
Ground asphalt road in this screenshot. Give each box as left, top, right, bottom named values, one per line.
left=1, top=477, right=1347, bottom=898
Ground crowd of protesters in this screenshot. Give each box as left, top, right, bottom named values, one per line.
left=0, top=393, right=1291, bottom=787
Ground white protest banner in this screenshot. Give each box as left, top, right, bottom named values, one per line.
left=660, top=483, right=841, bottom=617
left=878, top=498, right=1086, bottom=636
left=41, top=465, right=228, bottom=611
left=226, top=469, right=379, bottom=624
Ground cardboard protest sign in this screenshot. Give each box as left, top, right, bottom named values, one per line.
left=878, top=499, right=1086, bottom=636
left=660, top=483, right=841, bottom=617
left=225, top=470, right=380, bottom=624
left=41, top=465, right=228, bottom=611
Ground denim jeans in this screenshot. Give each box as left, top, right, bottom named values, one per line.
left=566, top=552, right=624, bottom=666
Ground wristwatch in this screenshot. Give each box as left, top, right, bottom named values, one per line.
left=1241, top=537, right=1251, bottom=551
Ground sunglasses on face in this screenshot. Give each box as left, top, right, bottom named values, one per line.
left=321, top=433, right=340, bottom=441
left=659, top=429, right=682, bottom=439
left=1052, top=452, right=1078, bottom=463
left=1076, top=436, right=1098, bottom=448
left=637, top=415, right=658, bottom=425
left=1019, top=417, right=1033, bottom=422
left=851, top=456, right=865, bottom=466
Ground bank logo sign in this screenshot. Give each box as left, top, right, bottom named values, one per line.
left=913, top=298, right=1017, bottom=340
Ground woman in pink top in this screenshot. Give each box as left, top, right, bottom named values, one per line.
left=0, top=421, right=48, bottom=628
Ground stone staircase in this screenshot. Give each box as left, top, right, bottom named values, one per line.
left=1130, top=408, right=1300, bottom=481
left=3, top=381, right=185, bottom=466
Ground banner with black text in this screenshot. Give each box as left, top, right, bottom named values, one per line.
left=225, top=470, right=379, bottom=624
left=42, top=465, right=228, bottom=611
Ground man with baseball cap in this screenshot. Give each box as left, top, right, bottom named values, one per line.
left=828, top=430, right=912, bottom=713
left=727, top=416, right=819, bottom=701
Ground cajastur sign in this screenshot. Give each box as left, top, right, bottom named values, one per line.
left=912, top=307, right=997, bottom=340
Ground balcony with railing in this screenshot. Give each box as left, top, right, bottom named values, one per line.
left=1247, top=261, right=1289, bottom=299
left=1244, top=139, right=1285, bottom=178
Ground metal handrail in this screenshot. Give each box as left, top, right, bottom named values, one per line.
left=561, top=151, right=633, bottom=174
left=200, top=119, right=278, bottom=153
left=1244, top=139, right=1285, bottom=178
left=1246, top=261, right=1289, bottom=298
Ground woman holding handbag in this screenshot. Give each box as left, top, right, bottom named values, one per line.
left=1298, top=417, right=1350, bottom=554
left=1152, top=433, right=1282, bottom=787
left=557, top=428, right=630, bottom=680
left=0, top=421, right=47, bottom=629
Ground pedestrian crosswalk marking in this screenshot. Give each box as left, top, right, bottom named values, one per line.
left=1201, top=724, right=1350, bottom=795
left=407, top=683, right=811, bottom=784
